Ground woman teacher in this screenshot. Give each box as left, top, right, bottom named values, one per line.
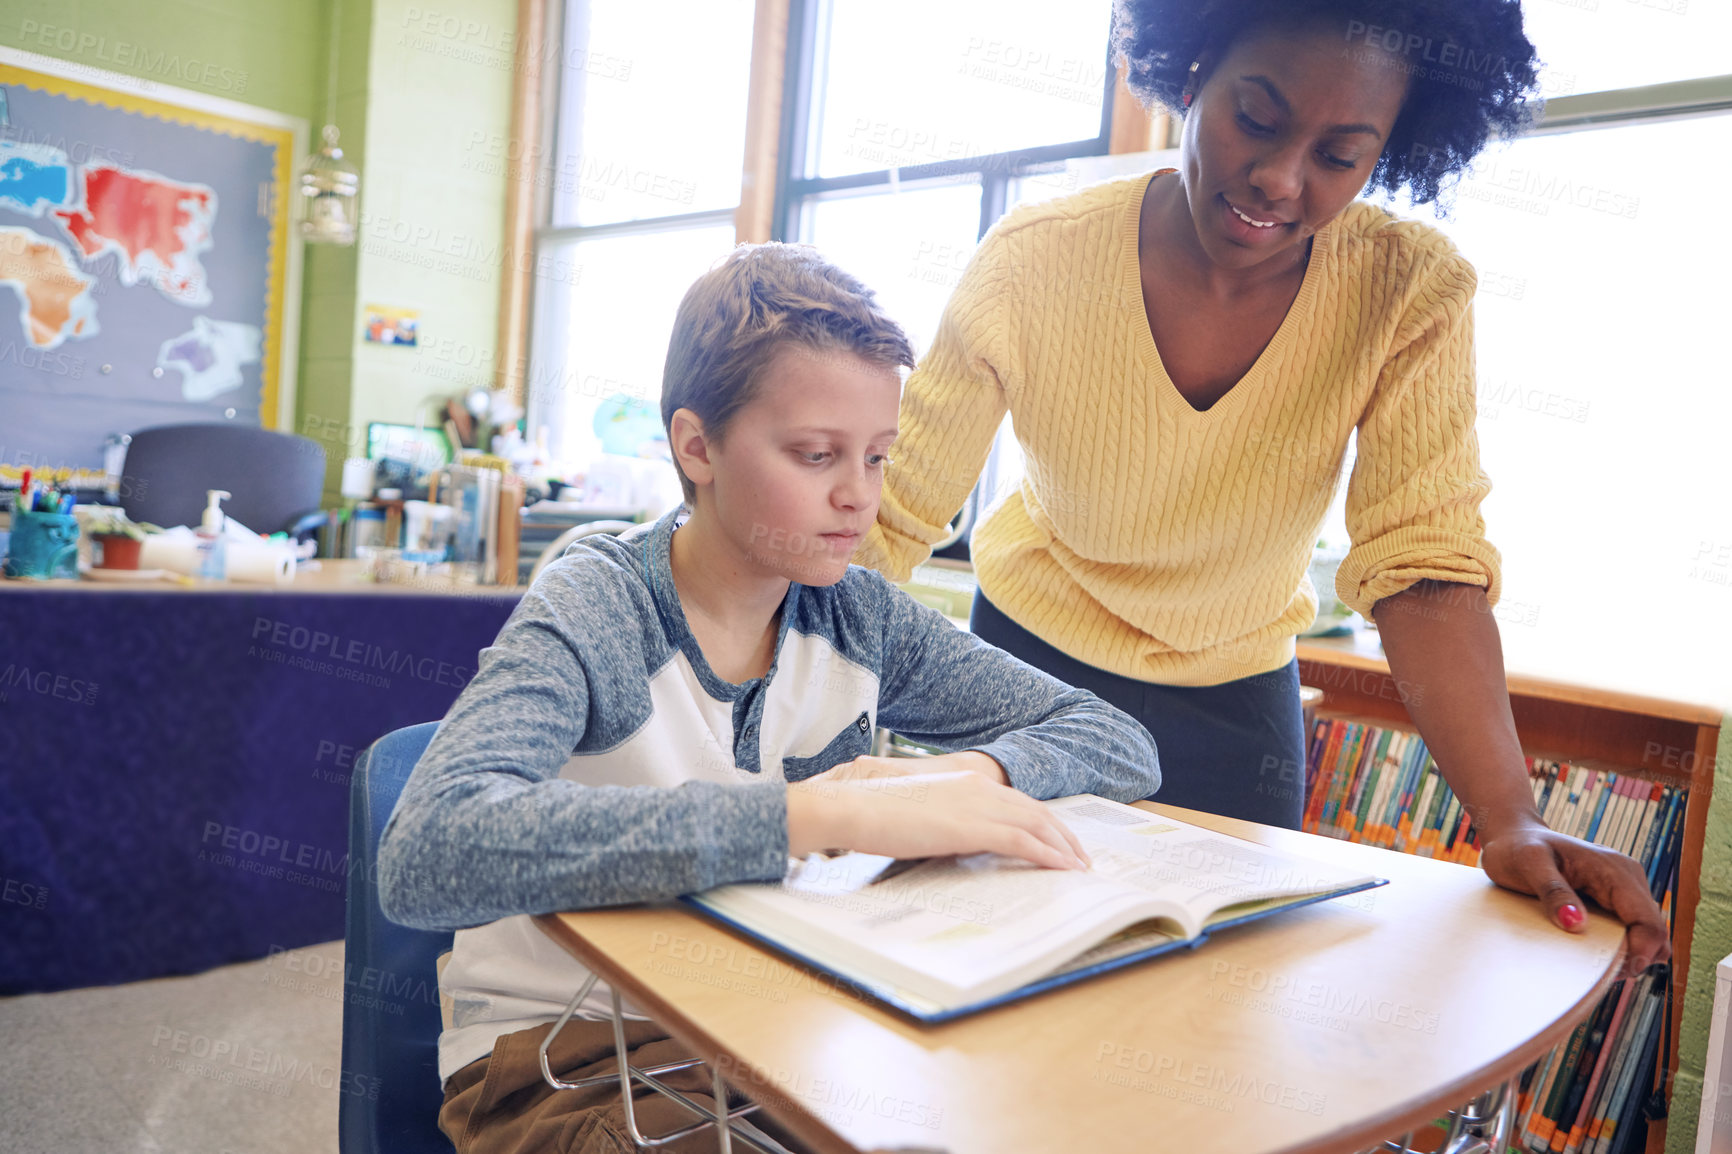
left=854, top=0, right=1669, bottom=974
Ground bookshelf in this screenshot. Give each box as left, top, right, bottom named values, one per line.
left=1296, top=630, right=1722, bottom=1154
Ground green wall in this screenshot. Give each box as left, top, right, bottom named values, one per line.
left=343, top=0, right=516, bottom=472
left=1, top=0, right=328, bottom=123
left=1670, top=714, right=1732, bottom=1154
left=0, top=0, right=516, bottom=504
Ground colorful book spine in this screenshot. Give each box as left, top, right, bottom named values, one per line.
left=1403, top=763, right=1440, bottom=854
left=1549, top=988, right=1621, bottom=1152
left=1563, top=770, right=1599, bottom=841
left=1527, top=1013, right=1593, bottom=1151
left=1302, top=720, right=1345, bottom=833
left=1539, top=763, right=1577, bottom=831
left=1518, top=1048, right=1559, bottom=1138
left=1604, top=776, right=1639, bottom=857
left=1559, top=976, right=1637, bottom=1154
left=1368, top=731, right=1412, bottom=847
left=1592, top=975, right=1664, bottom=1154
left=1347, top=728, right=1392, bottom=840
left=1424, top=779, right=1459, bottom=858
left=1328, top=723, right=1369, bottom=838
left=1582, top=773, right=1615, bottom=844
left=1632, top=782, right=1666, bottom=867
left=1586, top=970, right=1658, bottom=1153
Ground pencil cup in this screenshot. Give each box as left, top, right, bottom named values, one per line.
left=3, top=510, right=80, bottom=579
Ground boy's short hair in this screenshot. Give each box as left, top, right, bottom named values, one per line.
left=660, top=243, right=916, bottom=504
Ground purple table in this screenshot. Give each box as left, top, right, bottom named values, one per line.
left=0, top=570, right=521, bottom=993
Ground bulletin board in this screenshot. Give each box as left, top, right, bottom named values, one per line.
left=0, top=46, right=305, bottom=479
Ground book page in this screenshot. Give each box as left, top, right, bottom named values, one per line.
left=1049, top=797, right=1377, bottom=931
left=690, top=796, right=1381, bottom=1010
left=1048, top=918, right=1184, bottom=975
left=701, top=839, right=1170, bottom=1007
left=782, top=848, right=1165, bottom=988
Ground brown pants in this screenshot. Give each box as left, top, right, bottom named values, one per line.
left=439, top=1018, right=816, bottom=1154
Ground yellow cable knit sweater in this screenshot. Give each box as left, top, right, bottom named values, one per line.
left=855, top=170, right=1502, bottom=687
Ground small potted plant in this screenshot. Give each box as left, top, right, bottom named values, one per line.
left=90, top=517, right=160, bottom=570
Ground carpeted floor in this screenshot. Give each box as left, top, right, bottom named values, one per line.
left=0, top=939, right=348, bottom=1154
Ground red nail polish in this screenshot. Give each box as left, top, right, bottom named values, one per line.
left=1558, top=904, right=1584, bottom=930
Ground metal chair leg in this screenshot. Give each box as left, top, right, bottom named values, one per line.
left=1436, top=1076, right=1516, bottom=1154
left=1363, top=1074, right=1518, bottom=1154
left=537, top=978, right=787, bottom=1152
left=540, top=974, right=709, bottom=1091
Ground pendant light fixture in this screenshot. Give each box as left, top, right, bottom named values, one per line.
left=297, top=0, right=359, bottom=244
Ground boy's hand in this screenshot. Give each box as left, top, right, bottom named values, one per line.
left=786, top=770, right=1091, bottom=871
left=812, top=750, right=1009, bottom=786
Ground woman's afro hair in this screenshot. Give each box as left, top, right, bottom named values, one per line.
left=1113, top=0, right=1544, bottom=208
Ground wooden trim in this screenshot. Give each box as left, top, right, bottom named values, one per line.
left=1108, top=62, right=1169, bottom=154
left=737, top=0, right=791, bottom=244
left=1296, top=635, right=1727, bottom=727
left=494, top=0, right=551, bottom=405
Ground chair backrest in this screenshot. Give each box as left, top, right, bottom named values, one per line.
left=528, top=519, right=639, bottom=585
left=120, top=423, right=327, bottom=534
left=341, top=721, right=455, bottom=1154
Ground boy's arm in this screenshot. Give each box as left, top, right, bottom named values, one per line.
left=871, top=579, right=1160, bottom=803
left=376, top=579, right=791, bottom=932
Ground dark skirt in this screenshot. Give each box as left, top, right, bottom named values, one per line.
left=969, top=592, right=1307, bottom=829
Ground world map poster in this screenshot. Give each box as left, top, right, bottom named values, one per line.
left=0, top=55, right=295, bottom=475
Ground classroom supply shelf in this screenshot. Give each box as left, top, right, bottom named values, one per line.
left=1297, top=633, right=1722, bottom=1154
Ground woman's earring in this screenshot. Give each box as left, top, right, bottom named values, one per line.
left=1181, top=60, right=1200, bottom=108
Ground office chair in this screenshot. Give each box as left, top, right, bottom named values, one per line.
left=341, top=721, right=453, bottom=1154
left=119, top=423, right=329, bottom=541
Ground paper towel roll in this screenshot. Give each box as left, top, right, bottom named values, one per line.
left=140, top=532, right=295, bottom=584
left=140, top=532, right=201, bottom=576
left=227, top=541, right=296, bottom=585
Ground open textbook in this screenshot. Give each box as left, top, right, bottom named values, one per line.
left=682, top=795, right=1387, bottom=1022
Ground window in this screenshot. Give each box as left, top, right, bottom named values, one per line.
left=1326, top=44, right=1732, bottom=702
left=1517, top=1, right=1731, bottom=98
left=779, top=0, right=1118, bottom=360
left=1427, top=105, right=1732, bottom=703
left=529, top=0, right=1122, bottom=524
left=527, top=0, right=756, bottom=483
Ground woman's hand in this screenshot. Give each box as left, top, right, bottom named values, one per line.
left=1476, top=817, right=1671, bottom=979
left=786, top=768, right=1091, bottom=870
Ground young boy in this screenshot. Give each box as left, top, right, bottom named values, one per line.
left=378, top=243, right=1160, bottom=1154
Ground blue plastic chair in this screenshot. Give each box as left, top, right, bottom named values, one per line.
left=340, top=721, right=454, bottom=1154
left=340, top=722, right=796, bottom=1154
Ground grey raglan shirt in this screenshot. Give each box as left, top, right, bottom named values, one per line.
left=377, top=509, right=1159, bottom=1081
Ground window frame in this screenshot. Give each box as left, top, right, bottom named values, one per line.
left=770, top=0, right=1122, bottom=246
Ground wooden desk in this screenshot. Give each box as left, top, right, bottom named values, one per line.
left=538, top=803, right=1625, bottom=1154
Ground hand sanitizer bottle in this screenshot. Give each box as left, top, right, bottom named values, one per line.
left=196, top=489, right=230, bottom=580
